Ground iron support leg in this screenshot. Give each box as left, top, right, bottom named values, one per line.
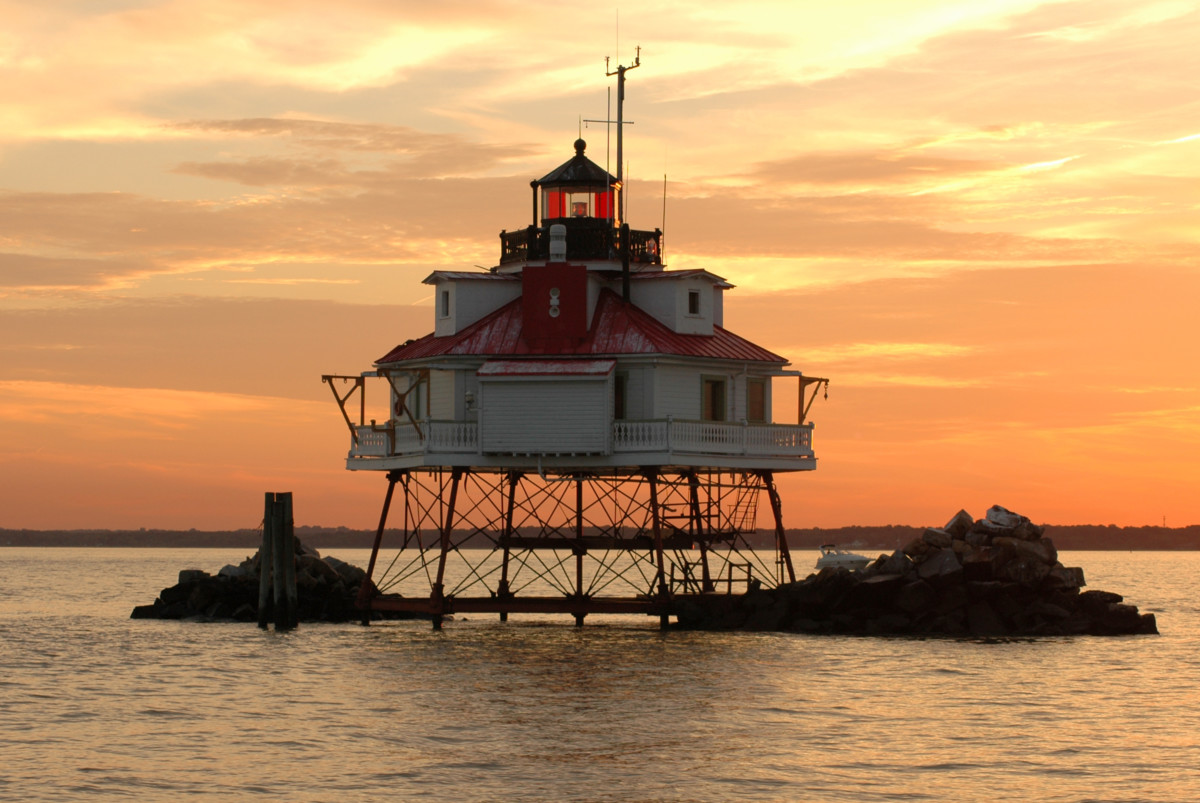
left=574, top=476, right=586, bottom=627
left=646, top=468, right=670, bottom=629
left=499, top=471, right=519, bottom=622
left=686, top=471, right=714, bottom=592
left=359, top=470, right=401, bottom=624
left=432, top=467, right=464, bottom=630
left=763, top=471, right=795, bottom=584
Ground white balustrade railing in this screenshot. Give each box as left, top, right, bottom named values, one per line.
left=744, top=423, right=812, bottom=455
left=353, top=419, right=811, bottom=459
left=426, top=421, right=478, bottom=452
left=671, top=420, right=744, bottom=454
left=612, top=420, right=669, bottom=452
left=392, top=424, right=423, bottom=454
left=353, top=426, right=391, bottom=457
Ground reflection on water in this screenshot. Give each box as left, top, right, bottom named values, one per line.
left=2, top=549, right=1199, bottom=801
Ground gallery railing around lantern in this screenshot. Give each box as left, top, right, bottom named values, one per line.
left=499, top=224, right=662, bottom=266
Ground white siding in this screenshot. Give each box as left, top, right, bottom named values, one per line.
left=676, top=279, right=713, bottom=336
left=433, top=279, right=522, bottom=336
left=620, top=365, right=648, bottom=420
left=427, top=369, right=456, bottom=419
left=480, top=378, right=611, bottom=454
left=628, top=281, right=675, bottom=330
left=653, top=364, right=702, bottom=419
left=628, top=277, right=714, bottom=334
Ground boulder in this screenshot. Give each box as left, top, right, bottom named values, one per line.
left=997, top=557, right=1052, bottom=586
left=964, top=529, right=991, bottom=549
left=966, top=601, right=1006, bottom=636
left=877, top=549, right=915, bottom=578
left=325, top=556, right=367, bottom=586
left=1045, top=565, right=1086, bottom=590
left=846, top=573, right=905, bottom=609
left=917, top=548, right=963, bottom=589
left=923, top=527, right=953, bottom=549
left=984, top=505, right=1027, bottom=531
left=895, top=579, right=937, bottom=614
left=993, top=536, right=1056, bottom=566
left=944, top=509, right=974, bottom=538
left=961, top=548, right=995, bottom=582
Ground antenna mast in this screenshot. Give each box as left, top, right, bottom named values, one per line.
left=606, top=46, right=640, bottom=223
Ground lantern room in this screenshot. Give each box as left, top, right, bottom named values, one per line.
left=537, top=138, right=616, bottom=224
left=500, top=138, right=662, bottom=269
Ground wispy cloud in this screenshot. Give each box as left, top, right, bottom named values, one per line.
left=1019, top=156, right=1080, bottom=172
left=788, top=341, right=977, bottom=362
left=0, top=380, right=323, bottom=429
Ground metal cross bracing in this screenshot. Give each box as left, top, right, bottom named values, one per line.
left=356, top=466, right=798, bottom=628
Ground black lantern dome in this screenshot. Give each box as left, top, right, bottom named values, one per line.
left=535, top=139, right=617, bottom=224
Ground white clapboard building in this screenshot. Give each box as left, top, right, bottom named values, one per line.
left=335, top=138, right=822, bottom=474
left=324, top=124, right=828, bottom=627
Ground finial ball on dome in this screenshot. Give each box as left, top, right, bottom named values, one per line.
left=574, top=138, right=586, bottom=155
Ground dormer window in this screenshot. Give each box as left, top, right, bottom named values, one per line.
left=687, top=290, right=701, bottom=316
left=439, top=289, right=450, bottom=318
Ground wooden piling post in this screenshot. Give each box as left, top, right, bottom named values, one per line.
left=257, top=492, right=274, bottom=629
left=271, top=493, right=288, bottom=630
left=281, top=492, right=299, bottom=630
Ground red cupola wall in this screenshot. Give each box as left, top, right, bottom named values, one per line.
left=521, top=262, right=589, bottom=342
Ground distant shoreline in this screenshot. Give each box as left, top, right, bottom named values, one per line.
left=2, top=524, right=1197, bottom=551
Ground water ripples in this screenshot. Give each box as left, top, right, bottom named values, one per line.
left=3, top=549, right=1200, bottom=801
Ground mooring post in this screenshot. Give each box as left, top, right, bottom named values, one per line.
left=257, top=492, right=274, bottom=629
left=281, top=492, right=299, bottom=629
left=270, top=493, right=289, bottom=630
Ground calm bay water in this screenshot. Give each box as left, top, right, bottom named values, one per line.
left=2, top=548, right=1198, bottom=802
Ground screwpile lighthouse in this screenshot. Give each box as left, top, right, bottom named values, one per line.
left=323, top=64, right=828, bottom=628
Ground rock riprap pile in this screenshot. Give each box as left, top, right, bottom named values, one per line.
left=675, top=506, right=1158, bottom=636
left=130, top=540, right=395, bottom=622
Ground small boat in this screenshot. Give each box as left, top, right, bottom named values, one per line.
left=815, top=544, right=871, bottom=571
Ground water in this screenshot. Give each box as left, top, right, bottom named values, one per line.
left=2, top=549, right=1198, bottom=802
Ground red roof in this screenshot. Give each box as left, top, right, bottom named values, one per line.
left=377, top=289, right=785, bottom=365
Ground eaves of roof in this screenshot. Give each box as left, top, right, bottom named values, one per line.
left=422, top=270, right=517, bottom=284
left=376, top=289, right=785, bottom=365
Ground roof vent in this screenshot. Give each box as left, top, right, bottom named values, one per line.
left=549, top=224, right=567, bottom=261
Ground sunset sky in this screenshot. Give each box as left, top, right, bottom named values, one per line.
left=2, top=0, right=1198, bottom=532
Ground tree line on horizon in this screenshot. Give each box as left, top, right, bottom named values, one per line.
left=3, top=523, right=1198, bottom=550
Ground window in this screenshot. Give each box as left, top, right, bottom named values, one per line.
left=687, top=289, right=701, bottom=315
left=701, top=377, right=726, bottom=421
left=614, top=372, right=628, bottom=420
left=747, top=379, right=766, bottom=423
left=439, top=289, right=450, bottom=318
